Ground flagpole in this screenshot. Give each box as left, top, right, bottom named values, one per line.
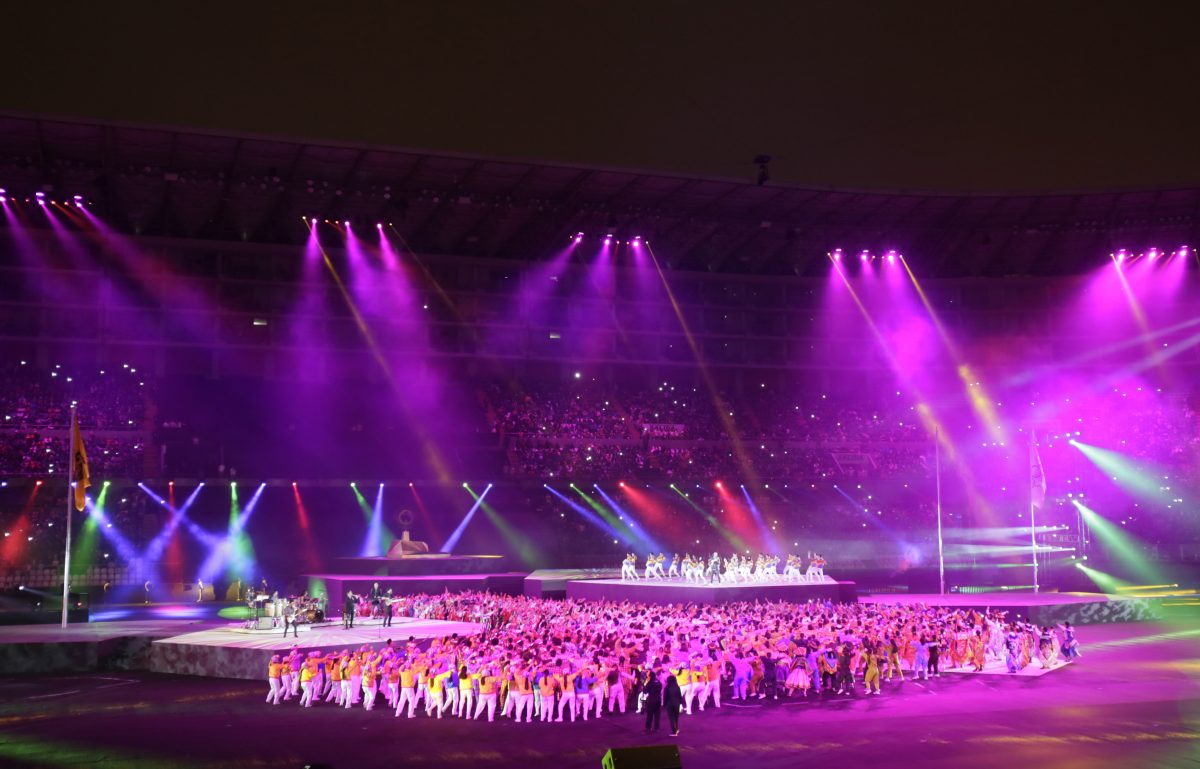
left=1030, top=430, right=1039, bottom=594
left=61, top=406, right=76, bottom=628
left=935, top=429, right=945, bottom=595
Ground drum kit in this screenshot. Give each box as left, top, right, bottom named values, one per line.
left=245, top=592, right=326, bottom=630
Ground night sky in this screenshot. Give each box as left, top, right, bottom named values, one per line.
left=5, top=1, right=1199, bottom=192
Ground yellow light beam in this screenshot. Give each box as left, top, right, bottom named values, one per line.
left=900, top=256, right=1006, bottom=443
left=646, top=243, right=761, bottom=487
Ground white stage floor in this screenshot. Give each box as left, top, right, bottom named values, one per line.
left=153, top=615, right=482, bottom=651
left=585, top=576, right=836, bottom=588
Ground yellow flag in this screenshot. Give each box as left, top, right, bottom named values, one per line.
left=71, top=414, right=90, bottom=512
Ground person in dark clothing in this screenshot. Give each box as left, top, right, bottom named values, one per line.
left=928, top=638, right=941, bottom=677
left=761, top=655, right=778, bottom=700
left=642, top=669, right=663, bottom=733
left=663, top=673, right=684, bottom=737
left=343, top=591, right=358, bottom=629
left=382, top=589, right=394, bottom=628
left=633, top=665, right=646, bottom=713
left=282, top=601, right=298, bottom=638
left=836, top=646, right=854, bottom=694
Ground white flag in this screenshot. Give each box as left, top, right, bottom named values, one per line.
left=1030, top=434, right=1047, bottom=510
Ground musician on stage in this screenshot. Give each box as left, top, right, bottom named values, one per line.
left=369, top=582, right=384, bottom=618
left=343, top=590, right=359, bottom=629
left=282, top=599, right=299, bottom=638
left=382, top=588, right=395, bottom=627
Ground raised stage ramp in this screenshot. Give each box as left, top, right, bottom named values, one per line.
left=859, top=591, right=1159, bottom=625
left=147, top=616, right=482, bottom=680
left=305, top=572, right=526, bottom=601
left=566, top=577, right=858, bottom=605
left=0, top=618, right=210, bottom=674
left=524, top=568, right=620, bottom=599
left=329, top=554, right=507, bottom=576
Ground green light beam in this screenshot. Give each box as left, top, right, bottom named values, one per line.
left=466, top=486, right=543, bottom=567
left=1071, top=440, right=1174, bottom=503
left=669, top=484, right=748, bottom=551
left=1072, top=499, right=1164, bottom=584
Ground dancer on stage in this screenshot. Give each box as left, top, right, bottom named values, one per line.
left=805, top=554, right=827, bottom=582
left=620, top=553, right=638, bottom=581
left=1059, top=622, right=1081, bottom=660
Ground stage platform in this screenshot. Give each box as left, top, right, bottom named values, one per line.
left=524, top=568, right=620, bottom=599
left=0, top=618, right=212, bottom=674
left=565, top=577, right=858, bottom=605
left=306, top=572, right=526, bottom=603
left=146, top=615, right=482, bottom=680
left=860, top=591, right=1160, bottom=625
left=330, top=554, right=507, bottom=576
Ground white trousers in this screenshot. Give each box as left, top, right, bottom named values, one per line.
left=512, top=692, right=533, bottom=722
left=396, top=687, right=417, bottom=717
left=474, top=692, right=498, bottom=721
left=557, top=691, right=576, bottom=721
left=608, top=684, right=626, bottom=713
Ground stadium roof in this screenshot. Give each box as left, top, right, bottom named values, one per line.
left=1, top=113, right=1197, bottom=278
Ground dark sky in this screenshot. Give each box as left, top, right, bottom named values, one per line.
left=5, top=1, right=1199, bottom=192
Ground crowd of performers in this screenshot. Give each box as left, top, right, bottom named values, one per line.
left=620, top=552, right=827, bottom=583
left=263, top=592, right=1080, bottom=734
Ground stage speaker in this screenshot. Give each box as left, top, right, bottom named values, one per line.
left=601, top=744, right=681, bottom=769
